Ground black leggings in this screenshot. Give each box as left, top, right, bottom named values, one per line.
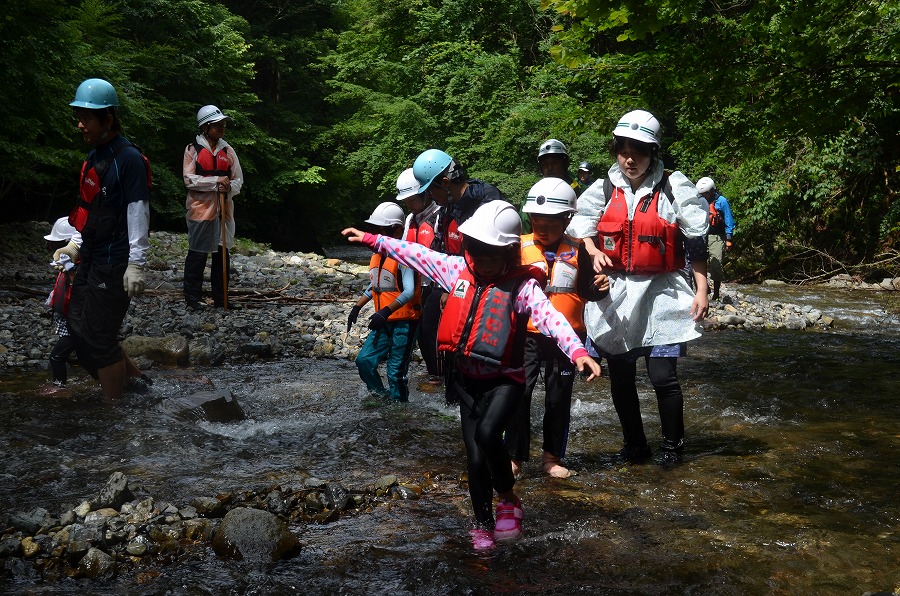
left=455, top=375, right=522, bottom=528
left=607, top=355, right=684, bottom=452
left=505, top=333, right=576, bottom=461
left=184, top=247, right=230, bottom=306
left=49, top=335, right=77, bottom=384
left=418, top=286, right=441, bottom=376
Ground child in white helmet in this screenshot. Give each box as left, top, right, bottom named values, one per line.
left=347, top=202, right=422, bottom=402
left=397, top=168, right=443, bottom=385
left=45, top=217, right=80, bottom=388
left=344, top=200, right=603, bottom=550
left=505, top=178, right=610, bottom=479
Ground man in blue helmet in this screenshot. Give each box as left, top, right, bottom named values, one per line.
left=410, top=149, right=506, bottom=388
left=412, top=149, right=506, bottom=257
left=55, top=78, right=151, bottom=399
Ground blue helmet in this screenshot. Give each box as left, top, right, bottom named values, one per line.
left=70, top=78, right=119, bottom=109
left=413, top=149, right=453, bottom=193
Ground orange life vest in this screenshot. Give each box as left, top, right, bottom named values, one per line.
left=368, top=254, right=422, bottom=321
left=520, top=234, right=585, bottom=333
left=437, top=265, right=543, bottom=367
left=596, top=174, right=684, bottom=274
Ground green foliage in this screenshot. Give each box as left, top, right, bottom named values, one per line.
left=1, top=0, right=896, bottom=269
left=543, top=0, right=900, bottom=268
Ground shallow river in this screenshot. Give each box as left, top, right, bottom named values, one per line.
left=0, top=286, right=898, bottom=594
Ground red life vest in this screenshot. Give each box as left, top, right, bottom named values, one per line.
left=437, top=265, right=544, bottom=367
left=70, top=141, right=152, bottom=233
left=596, top=174, right=684, bottom=274
left=444, top=219, right=463, bottom=255
left=192, top=142, right=232, bottom=177
left=49, top=271, right=72, bottom=317
left=368, top=254, right=422, bottom=321
left=405, top=209, right=439, bottom=251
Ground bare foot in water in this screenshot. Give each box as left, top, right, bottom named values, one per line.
left=511, top=459, right=523, bottom=479
left=542, top=452, right=574, bottom=478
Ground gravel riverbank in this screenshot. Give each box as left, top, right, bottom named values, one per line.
left=0, top=221, right=895, bottom=374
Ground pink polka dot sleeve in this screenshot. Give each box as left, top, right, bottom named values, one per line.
left=516, top=278, right=589, bottom=363
left=372, top=234, right=463, bottom=292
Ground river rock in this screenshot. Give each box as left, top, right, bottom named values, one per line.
left=20, top=536, right=40, bottom=558
left=126, top=535, right=152, bottom=556
left=77, top=547, right=116, bottom=579
left=57, top=523, right=103, bottom=561
left=121, top=334, right=190, bottom=366
left=93, top=472, right=134, bottom=510
left=191, top=496, right=228, bottom=517
left=718, top=315, right=746, bottom=326
left=0, top=537, right=21, bottom=557
left=323, top=483, right=350, bottom=510
left=189, top=336, right=225, bottom=366
left=211, top=507, right=300, bottom=562
left=8, top=507, right=51, bottom=534
left=784, top=316, right=807, bottom=330
left=161, top=388, right=245, bottom=422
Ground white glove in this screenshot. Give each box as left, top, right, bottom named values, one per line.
left=123, top=263, right=146, bottom=297
left=52, top=241, right=80, bottom=269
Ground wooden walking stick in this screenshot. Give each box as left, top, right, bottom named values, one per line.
left=219, top=190, right=228, bottom=310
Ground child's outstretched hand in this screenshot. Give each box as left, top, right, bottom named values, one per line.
left=342, top=227, right=365, bottom=243
left=593, top=273, right=610, bottom=293
left=575, top=356, right=602, bottom=381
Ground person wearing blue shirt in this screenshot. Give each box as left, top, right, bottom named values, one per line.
left=55, top=78, right=151, bottom=399
left=696, top=177, right=735, bottom=300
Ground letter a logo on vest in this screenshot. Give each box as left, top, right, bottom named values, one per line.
left=453, top=279, right=469, bottom=298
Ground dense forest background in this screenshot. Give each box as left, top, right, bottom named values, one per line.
left=2, top=0, right=897, bottom=278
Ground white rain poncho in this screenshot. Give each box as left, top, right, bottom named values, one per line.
left=567, top=159, right=709, bottom=355
left=183, top=134, right=244, bottom=252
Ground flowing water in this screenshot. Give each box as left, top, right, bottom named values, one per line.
left=0, top=286, right=898, bottom=594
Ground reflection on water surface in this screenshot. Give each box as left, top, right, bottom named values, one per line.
left=0, top=295, right=898, bottom=594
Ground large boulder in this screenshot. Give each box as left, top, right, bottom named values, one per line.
left=121, top=334, right=189, bottom=366
left=159, top=389, right=245, bottom=422
left=211, top=507, right=300, bottom=562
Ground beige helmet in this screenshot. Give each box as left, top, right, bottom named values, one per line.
left=457, top=201, right=521, bottom=246
left=365, top=202, right=405, bottom=227
left=523, top=178, right=577, bottom=216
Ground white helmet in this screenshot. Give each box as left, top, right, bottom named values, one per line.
left=458, top=201, right=521, bottom=246
left=365, top=201, right=405, bottom=227
left=537, top=138, right=569, bottom=160
left=613, top=110, right=661, bottom=146
left=523, top=178, right=577, bottom=216
left=197, top=105, right=229, bottom=127
left=696, top=176, right=716, bottom=194
left=395, top=168, right=422, bottom=201
left=44, top=217, right=77, bottom=242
